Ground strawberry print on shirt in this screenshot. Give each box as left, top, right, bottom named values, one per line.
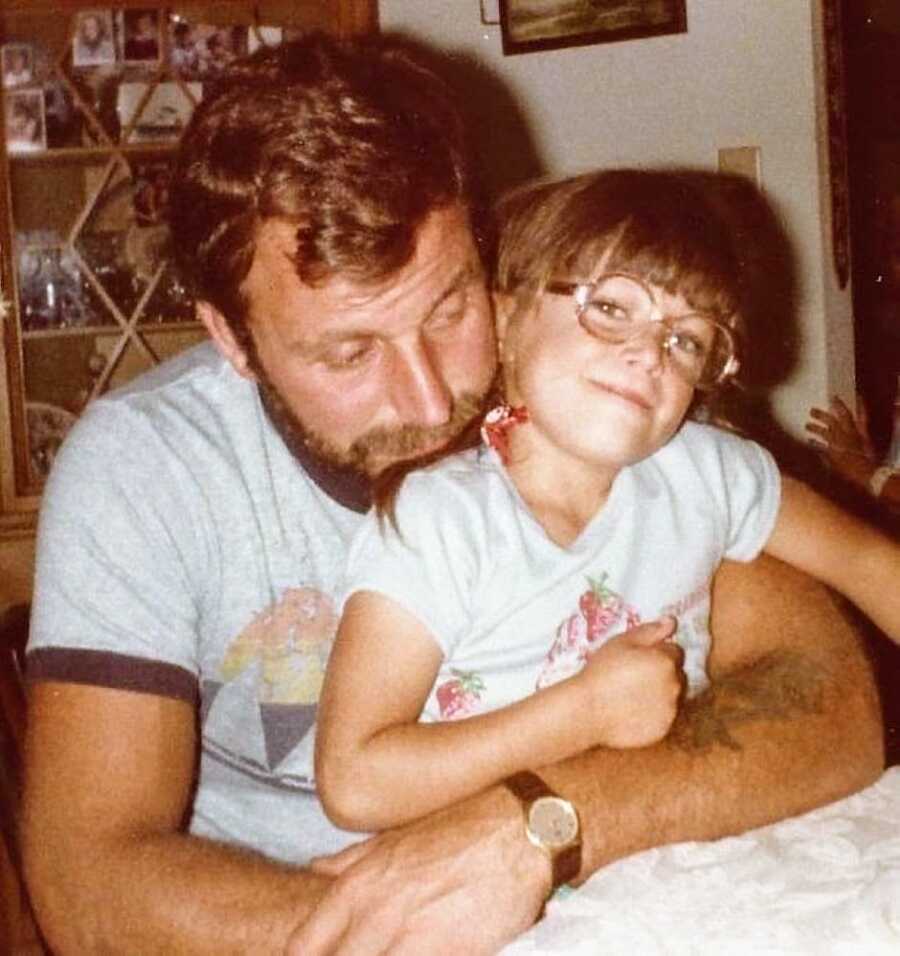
left=436, top=668, right=486, bottom=720
left=537, top=573, right=640, bottom=689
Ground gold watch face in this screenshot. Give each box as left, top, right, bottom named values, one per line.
left=527, top=795, right=579, bottom=849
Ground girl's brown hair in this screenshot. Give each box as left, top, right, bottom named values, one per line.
left=169, top=31, right=484, bottom=354
left=495, top=167, right=742, bottom=324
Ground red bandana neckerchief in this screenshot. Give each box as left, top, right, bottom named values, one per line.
left=480, top=403, right=529, bottom=465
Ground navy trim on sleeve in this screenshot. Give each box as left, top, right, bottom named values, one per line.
left=26, top=647, right=199, bottom=704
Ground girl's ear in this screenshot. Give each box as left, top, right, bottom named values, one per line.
left=196, top=301, right=256, bottom=380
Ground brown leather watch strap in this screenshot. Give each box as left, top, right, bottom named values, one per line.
left=504, top=769, right=554, bottom=803
left=552, top=841, right=581, bottom=888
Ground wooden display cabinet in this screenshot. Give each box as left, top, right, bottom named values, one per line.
left=0, top=1, right=377, bottom=534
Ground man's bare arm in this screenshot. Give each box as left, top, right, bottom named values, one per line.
left=22, top=682, right=329, bottom=954
left=543, top=554, right=884, bottom=877
left=289, top=554, right=884, bottom=955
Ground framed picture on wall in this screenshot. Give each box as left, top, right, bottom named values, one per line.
left=499, top=0, right=687, bottom=56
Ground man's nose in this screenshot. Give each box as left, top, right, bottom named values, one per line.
left=390, top=341, right=453, bottom=427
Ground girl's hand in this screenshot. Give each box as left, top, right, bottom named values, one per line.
left=575, top=617, right=684, bottom=749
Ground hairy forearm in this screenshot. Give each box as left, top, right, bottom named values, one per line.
left=536, top=560, right=884, bottom=880
left=24, top=825, right=329, bottom=954
left=543, top=646, right=878, bottom=878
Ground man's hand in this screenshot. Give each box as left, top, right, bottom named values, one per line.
left=286, top=787, right=545, bottom=956
left=576, top=617, right=684, bottom=749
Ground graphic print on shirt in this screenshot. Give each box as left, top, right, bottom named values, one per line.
left=200, top=587, right=338, bottom=788
left=537, top=573, right=640, bottom=689
left=436, top=668, right=486, bottom=720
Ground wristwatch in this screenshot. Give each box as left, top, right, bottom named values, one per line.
left=503, top=770, right=582, bottom=896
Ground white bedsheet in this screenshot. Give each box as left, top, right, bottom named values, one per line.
left=505, top=766, right=900, bottom=954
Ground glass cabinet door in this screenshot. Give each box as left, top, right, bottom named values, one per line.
left=0, top=1, right=376, bottom=532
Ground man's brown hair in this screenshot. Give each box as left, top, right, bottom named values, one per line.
left=169, top=31, right=482, bottom=350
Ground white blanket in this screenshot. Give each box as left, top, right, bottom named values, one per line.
left=505, top=767, right=900, bottom=954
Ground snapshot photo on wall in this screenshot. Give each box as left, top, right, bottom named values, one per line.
left=167, top=22, right=248, bottom=78
left=72, top=9, right=117, bottom=68
left=2, top=43, right=34, bottom=88
left=121, top=8, right=162, bottom=65
left=5, top=87, right=46, bottom=153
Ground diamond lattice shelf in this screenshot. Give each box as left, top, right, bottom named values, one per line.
left=0, top=0, right=377, bottom=532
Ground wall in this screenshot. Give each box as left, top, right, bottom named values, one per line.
left=380, top=0, right=855, bottom=436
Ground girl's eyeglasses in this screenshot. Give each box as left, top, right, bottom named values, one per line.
left=546, top=273, right=740, bottom=390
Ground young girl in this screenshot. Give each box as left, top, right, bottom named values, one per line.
left=315, top=168, right=900, bottom=834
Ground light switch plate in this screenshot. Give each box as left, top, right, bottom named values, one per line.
left=718, top=146, right=762, bottom=186
left=481, top=0, right=501, bottom=24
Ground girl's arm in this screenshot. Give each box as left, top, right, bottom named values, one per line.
left=315, top=590, right=681, bottom=832
left=765, top=474, right=900, bottom=641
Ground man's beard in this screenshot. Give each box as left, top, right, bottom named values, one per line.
left=257, top=371, right=492, bottom=480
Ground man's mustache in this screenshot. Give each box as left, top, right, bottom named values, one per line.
left=347, top=391, right=489, bottom=465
